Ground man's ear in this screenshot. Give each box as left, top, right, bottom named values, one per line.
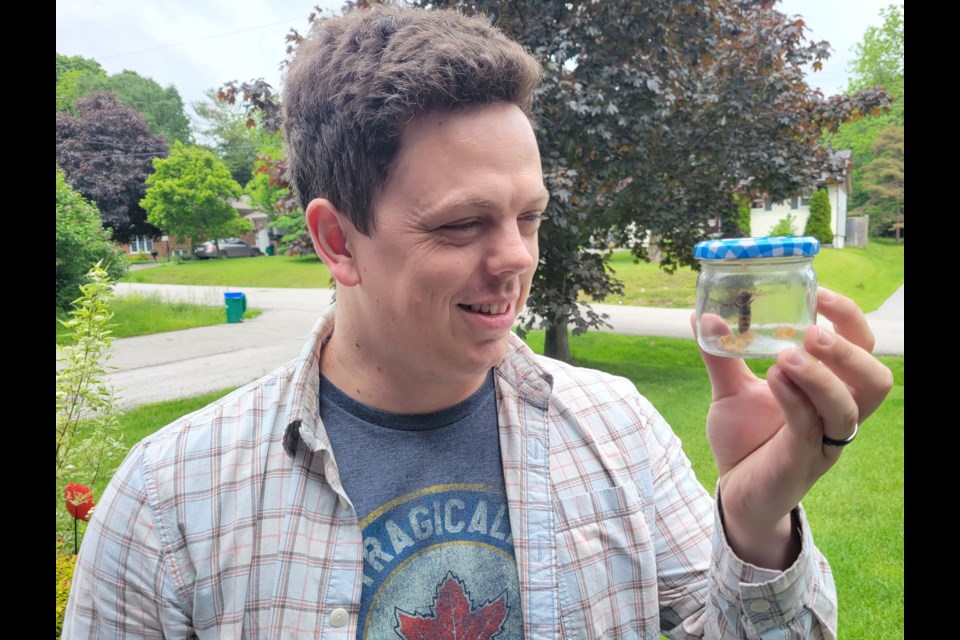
left=305, top=198, right=360, bottom=287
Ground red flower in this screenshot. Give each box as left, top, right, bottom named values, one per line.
left=64, top=483, right=95, bottom=521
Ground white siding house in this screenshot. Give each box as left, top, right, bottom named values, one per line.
left=749, top=150, right=853, bottom=248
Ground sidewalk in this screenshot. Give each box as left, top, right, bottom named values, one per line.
left=103, top=282, right=903, bottom=410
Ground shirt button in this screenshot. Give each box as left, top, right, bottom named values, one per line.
left=329, top=608, right=349, bottom=627
left=749, top=599, right=771, bottom=613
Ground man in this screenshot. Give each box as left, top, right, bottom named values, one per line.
left=64, top=5, right=893, bottom=639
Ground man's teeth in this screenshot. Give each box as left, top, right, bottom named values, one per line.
left=466, top=303, right=509, bottom=315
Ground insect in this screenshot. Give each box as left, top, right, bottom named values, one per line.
left=730, top=289, right=759, bottom=334
left=709, top=288, right=767, bottom=334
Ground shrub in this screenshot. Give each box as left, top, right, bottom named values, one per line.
left=770, top=213, right=798, bottom=236
left=126, top=252, right=154, bottom=263
left=720, top=195, right=751, bottom=238
left=804, top=188, right=834, bottom=244
left=56, top=540, right=77, bottom=639
left=56, top=263, right=125, bottom=544
left=733, top=194, right=751, bottom=237
left=56, top=167, right=127, bottom=312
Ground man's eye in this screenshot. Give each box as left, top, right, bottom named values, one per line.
left=440, top=221, right=480, bottom=231
left=520, top=212, right=544, bottom=225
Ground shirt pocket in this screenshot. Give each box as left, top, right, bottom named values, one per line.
left=554, top=481, right=660, bottom=639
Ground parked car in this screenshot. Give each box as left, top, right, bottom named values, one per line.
left=194, top=238, right=262, bottom=259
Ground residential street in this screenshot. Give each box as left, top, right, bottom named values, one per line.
left=103, top=282, right=904, bottom=410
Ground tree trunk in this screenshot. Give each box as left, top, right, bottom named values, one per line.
left=646, top=233, right=662, bottom=263
left=543, top=322, right=572, bottom=363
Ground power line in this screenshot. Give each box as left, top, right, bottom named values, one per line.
left=72, top=18, right=304, bottom=62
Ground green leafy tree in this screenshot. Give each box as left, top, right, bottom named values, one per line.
left=56, top=54, right=192, bottom=144
left=836, top=4, right=903, bottom=230
left=56, top=53, right=103, bottom=85
left=193, top=89, right=281, bottom=186
left=56, top=53, right=107, bottom=112
left=825, top=5, right=903, bottom=213
left=104, top=70, right=192, bottom=144
left=244, top=146, right=289, bottom=215
left=856, top=125, right=904, bottom=237
left=242, top=141, right=312, bottom=255
left=141, top=141, right=249, bottom=246
left=56, top=167, right=126, bottom=312
left=848, top=4, right=904, bottom=100
left=803, top=189, right=833, bottom=244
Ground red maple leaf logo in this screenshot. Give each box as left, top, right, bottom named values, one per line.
left=394, top=572, right=509, bottom=640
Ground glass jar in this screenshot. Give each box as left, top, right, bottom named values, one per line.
left=694, top=236, right=819, bottom=358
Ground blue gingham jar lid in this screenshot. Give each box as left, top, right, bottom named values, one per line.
left=694, top=236, right=820, bottom=260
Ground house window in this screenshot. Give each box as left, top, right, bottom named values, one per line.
left=790, top=196, right=799, bottom=209
left=801, top=188, right=813, bottom=206
left=764, top=200, right=772, bottom=211
left=129, top=235, right=154, bottom=254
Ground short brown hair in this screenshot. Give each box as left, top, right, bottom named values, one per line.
left=282, top=4, right=541, bottom=234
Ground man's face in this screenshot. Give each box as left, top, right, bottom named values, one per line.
left=341, top=102, right=547, bottom=387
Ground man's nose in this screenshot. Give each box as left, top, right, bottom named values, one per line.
left=486, top=222, right=537, bottom=276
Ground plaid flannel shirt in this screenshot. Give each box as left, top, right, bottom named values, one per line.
left=64, top=304, right=837, bottom=639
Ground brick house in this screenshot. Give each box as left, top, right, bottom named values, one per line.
left=120, top=196, right=276, bottom=259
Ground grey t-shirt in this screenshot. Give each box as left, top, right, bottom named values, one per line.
left=321, top=371, right=523, bottom=639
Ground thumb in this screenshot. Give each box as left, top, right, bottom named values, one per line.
left=690, top=311, right=753, bottom=400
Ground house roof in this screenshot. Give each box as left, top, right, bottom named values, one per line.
left=819, top=149, right=853, bottom=190
left=229, top=195, right=267, bottom=217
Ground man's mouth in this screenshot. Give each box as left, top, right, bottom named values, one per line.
left=459, top=303, right=510, bottom=315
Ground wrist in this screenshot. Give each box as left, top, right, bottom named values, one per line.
left=718, top=489, right=802, bottom=570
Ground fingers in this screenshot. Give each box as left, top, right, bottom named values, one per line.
left=802, top=322, right=895, bottom=423
left=816, top=287, right=875, bottom=353
left=690, top=311, right=755, bottom=400
left=772, top=350, right=860, bottom=461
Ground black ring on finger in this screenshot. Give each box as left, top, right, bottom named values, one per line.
left=822, top=422, right=859, bottom=447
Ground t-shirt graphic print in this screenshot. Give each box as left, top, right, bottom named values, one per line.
left=358, top=483, right=521, bottom=640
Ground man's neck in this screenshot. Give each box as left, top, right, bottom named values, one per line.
left=320, top=330, right=493, bottom=414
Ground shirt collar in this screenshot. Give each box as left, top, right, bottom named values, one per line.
left=282, top=303, right=336, bottom=457
left=282, top=304, right=555, bottom=456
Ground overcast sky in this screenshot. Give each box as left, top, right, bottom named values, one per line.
left=56, top=0, right=897, bottom=121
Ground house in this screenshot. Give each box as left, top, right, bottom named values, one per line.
left=602, top=149, right=857, bottom=258
left=122, top=233, right=192, bottom=260
left=120, top=196, right=285, bottom=258
left=748, top=150, right=853, bottom=248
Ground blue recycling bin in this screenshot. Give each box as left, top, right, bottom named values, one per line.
left=224, top=292, right=247, bottom=323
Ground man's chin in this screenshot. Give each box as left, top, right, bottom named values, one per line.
left=476, top=336, right=512, bottom=369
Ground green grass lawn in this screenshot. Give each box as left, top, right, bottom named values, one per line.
left=56, top=294, right=263, bottom=345
left=124, top=255, right=333, bottom=288
left=124, top=241, right=903, bottom=313
left=76, top=331, right=902, bottom=639
left=812, top=238, right=905, bottom=311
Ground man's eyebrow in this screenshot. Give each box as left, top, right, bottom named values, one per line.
left=419, top=189, right=551, bottom=217
left=525, top=189, right=551, bottom=210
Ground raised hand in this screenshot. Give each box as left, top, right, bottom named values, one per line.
left=692, top=288, right=894, bottom=568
